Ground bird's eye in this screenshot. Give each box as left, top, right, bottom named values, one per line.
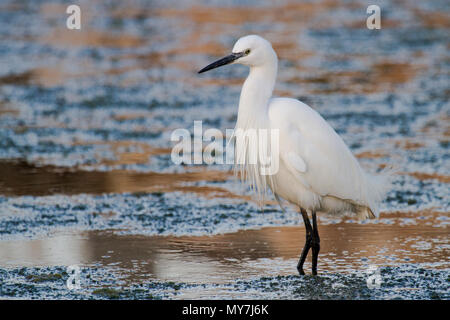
left=244, top=49, right=251, bottom=55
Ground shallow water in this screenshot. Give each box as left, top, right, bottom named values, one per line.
left=0, top=0, right=449, bottom=299
left=1, top=213, right=448, bottom=279
left=0, top=216, right=448, bottom=299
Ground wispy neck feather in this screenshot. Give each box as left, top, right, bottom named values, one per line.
left=233, top=58, right=278, bottom=205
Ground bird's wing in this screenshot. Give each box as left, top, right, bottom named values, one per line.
left=268, top=98, right=369, bottom=205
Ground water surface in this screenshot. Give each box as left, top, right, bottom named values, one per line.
left=0, top=0, right=448, bottom=299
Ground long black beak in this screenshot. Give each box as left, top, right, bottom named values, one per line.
left=198, top=52, right=244, bottom=74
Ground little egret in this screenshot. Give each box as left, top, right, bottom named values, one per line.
left=198, top=35, right=387, bottom=275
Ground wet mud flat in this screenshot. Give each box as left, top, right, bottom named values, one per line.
left=0, top=264, right=448, bottom=300
left=0, top=0, right=449, bottom=299
left=0, top=222, right=449, bottom=300
left=0, top=200, right=448, bottom=299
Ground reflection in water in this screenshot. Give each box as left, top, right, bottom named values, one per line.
left=0, top=233, right=94, bottom=267
left=0, top=160, right=231, bottom=197
left=1, top=159, right=444, bottom=204
left=0, top=210, right=447, bottom=285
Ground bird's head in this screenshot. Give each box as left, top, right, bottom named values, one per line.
left=198, top=35, right=277, bottom=74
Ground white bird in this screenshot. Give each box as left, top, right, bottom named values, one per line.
left=199, top=35, right=388, bottom=275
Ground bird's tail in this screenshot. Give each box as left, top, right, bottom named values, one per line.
left=363, top=166, right=395, bottom=218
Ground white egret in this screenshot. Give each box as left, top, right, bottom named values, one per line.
left=198, top=35, right=388, bottom=275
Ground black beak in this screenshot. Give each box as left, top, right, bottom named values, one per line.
left=198, top=52, right=244, bottom=74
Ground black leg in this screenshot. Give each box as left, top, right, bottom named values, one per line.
left=311, top=211, right=320, bottom=275
left=297, top=207, right=312, bottom=276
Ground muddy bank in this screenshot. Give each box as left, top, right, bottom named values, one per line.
left=0, top=264, right=447, bottom=299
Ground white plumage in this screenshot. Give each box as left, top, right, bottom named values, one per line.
left=199, top=34, right=389, bottom=274
left=268, top=97, right=387, bottom=219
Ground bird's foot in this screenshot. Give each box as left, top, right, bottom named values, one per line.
left=297, top=267, right=306, bottom=276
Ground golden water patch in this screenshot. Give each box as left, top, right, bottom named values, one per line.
left=0, top=101, right=19, bottom=116
left=355, top=150, right=388, bottom=159
left=404, top=172, right=450, bottom=184
left=0, top=160, right=232, bottom=197
left=41, top=29, right=145, bottom=48
left=303, top=61, right=421, bottom=94
left=393, top=140, right=425, bottom=150
left=413, top=9, right=450, bottom=29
